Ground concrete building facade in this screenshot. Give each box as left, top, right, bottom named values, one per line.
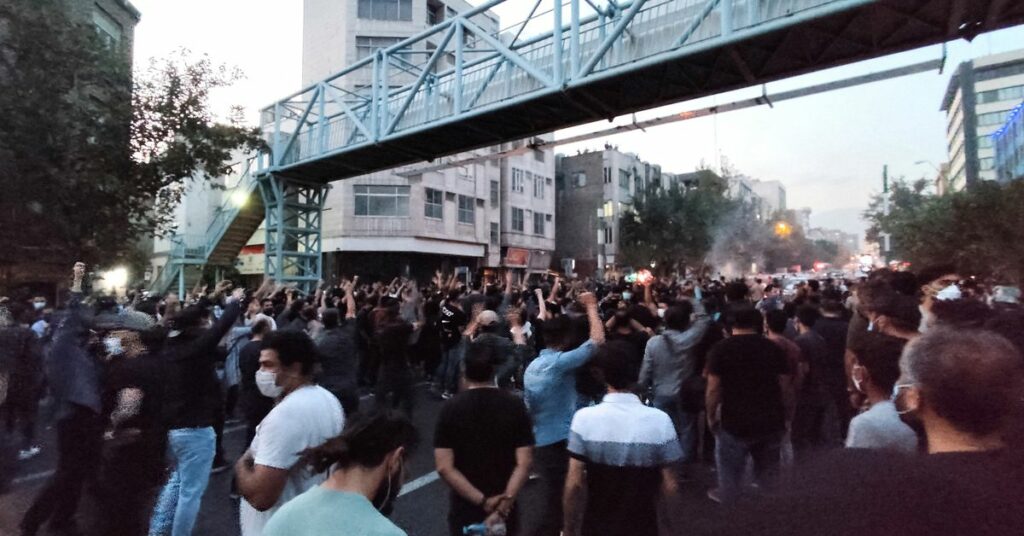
left=554, top=147, right=662, bottom=277
left=749, top=179, right=787, bottom=219
left=940, top=48, right=1024, bottom=191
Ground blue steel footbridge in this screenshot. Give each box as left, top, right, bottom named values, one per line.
left=152, top=0, right=1024, bottom=295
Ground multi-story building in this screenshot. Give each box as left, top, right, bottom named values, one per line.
left=554, top=146, right=663, bottom=277
left=285, top=0, right=556, bottom=280
left=807, top=227, right=860, bottom=257
left=749, top=179, right=787, bottom=219
left=940, top=48, right=1024, bottom=191
left=993, top=100, right=1024, bottom=184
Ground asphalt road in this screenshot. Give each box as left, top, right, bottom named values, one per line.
left=1, top=385, right=731, bottom=535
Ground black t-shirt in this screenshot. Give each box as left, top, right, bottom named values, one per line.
left=439, top=303, right=467, bottom=350
left=707, top=334, right=788, bottom=438
left=605, top=329, right=649, bottom=383
left=434, top=388, right=534, bottom=503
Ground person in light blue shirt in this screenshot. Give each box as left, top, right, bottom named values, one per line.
left=264, top=411, right=418, bottom=536
left=523, top=292, right=604, bottom=536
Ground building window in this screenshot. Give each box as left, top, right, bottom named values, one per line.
left=533, top=212, right=545, bottom=235
left=534, top=176, right=545, bottom=198
left=490, top=222, right=499, bottom=245
left=976, top=62, right=1024, bottom=83
left=603, top=167, right=611, bottom=184
left=573, top=172, right=586, bottom=188
left=92, top=7, right=122, bottom=48
left=978, top=135, right=994, bottom=150
left=511, top=207, right=524, bottom=232
left=978, top=110, right=1013, bottom=127
left=358, top=0, right=413, bottom=21
left=619, top=169, right=630, bottom=190
left=457, top=195, right=475, bottom=224
left=356, top=36, right=404, bottom=61
left=427, top=2, right=443, bottom=24
left=599, top=227, right=613, bottom=244
left=512, top=168, right=525, bottom=193
left=425, top=188, right=443, bottom=219
left=980, top=157, right=994, bottom=171
left=354, top=185, right=409, bottom=216
left=977, top=85, right=1024, bottom=104
left=534, top=149, right=546, bottom=163
left=490, top=180, right=499, bottom=207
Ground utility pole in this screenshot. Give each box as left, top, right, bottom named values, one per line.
left=881, top=165, right=891, bottom=265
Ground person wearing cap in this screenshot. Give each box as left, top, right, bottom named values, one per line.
left=465, top=308, right=533, bottom=391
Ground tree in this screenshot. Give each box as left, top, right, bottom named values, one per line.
left=865, top=178, right=1024, bottom=283
left=0, top=0, right=262, bottom=283
left=619, top=170, right=738, bottom=275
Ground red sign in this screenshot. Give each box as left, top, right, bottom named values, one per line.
left=505, top=248, right=530, bottom=267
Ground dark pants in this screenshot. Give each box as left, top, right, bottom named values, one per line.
left=21, top=405, right=103, bottom=534
left=87, top=431, right=167, bottom=536
left=0, top=422, right=16, bottom=494
left=2, top=380, right=39, bottom=449
left=375, top=367, right=414, bottom=417
left=533, top=440, right=569, bottom=536
left=792, top=396, right=841, bottom=460
left=715, top=429, right=783, bottom=504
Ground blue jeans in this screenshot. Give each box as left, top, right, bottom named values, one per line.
left=654, top=396, right=699, bottom=463
left=435, top=343, right=464, bottom=393
left=715, top=428, right=782, bottom=504
left=149, top=427, right=216, bottom=536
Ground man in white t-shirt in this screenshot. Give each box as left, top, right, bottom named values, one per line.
left=235, top=330, right=345, bottom=536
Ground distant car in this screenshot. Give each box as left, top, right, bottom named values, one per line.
left=783, top=279, right=808, bottom=297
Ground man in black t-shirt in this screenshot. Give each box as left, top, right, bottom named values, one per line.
left=436, top=290, right=468, bottom=399
left=706, top=309, right=794, bottom=504
left=434, top=335, right=534, bottom=536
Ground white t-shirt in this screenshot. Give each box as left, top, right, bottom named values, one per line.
left=240, top=384, right=344, bottom=536
left=845, top=400, right=918, bottom=454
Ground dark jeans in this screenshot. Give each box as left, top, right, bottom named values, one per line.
left=435, top=344, right=463, bottom=393
left=0, top=422, right=16, bottom=494
left=792, top=395, right=841, bottom=460
left=654, top=396, right=699, bottom=464
left=21, top=405, right=103, bottom=534
left=375, top=367, right=414, bottom=417
left=715, top=428, right=783, bottom=504
left=533, top=440, right=569, bottom=536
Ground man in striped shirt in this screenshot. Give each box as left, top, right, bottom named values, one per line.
left=563, top=341, right=682, bottom=536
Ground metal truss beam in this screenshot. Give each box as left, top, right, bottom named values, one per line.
left=260, top=174, right=329, bottom=293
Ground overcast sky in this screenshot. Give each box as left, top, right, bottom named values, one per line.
left=130, top=0, right=1024, bottom=239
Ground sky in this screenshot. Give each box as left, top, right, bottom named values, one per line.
left=129, top=0, right=1024, bottom=240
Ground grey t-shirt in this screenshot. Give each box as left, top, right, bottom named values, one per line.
left=845, top=400, right=919, bottom=453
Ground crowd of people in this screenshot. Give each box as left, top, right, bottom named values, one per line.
left=1, top=261, right=1023, bottom=536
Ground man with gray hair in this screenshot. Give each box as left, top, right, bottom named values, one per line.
left=893, top=329, right=1023, bottom=453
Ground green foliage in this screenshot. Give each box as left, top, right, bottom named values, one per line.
left=0, top=0, right=263, bottom=270
left=865, top=179, right=1024, bottom=283
left=619, top=170, right=737, bottom=275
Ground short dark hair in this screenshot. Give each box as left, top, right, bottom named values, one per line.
left=322, top=308, right=341, bottom=330
left=261, top=330, right=318, bottom=375
left=734, top=308, right=763, bottom=332
left=663, top=302, right=693, bottom=331
left=796, top=306, right=821, bottom=328
left=916, top=264, right=958, bottom=289
left=821, top=299, right=845, bottom=316
left=251, top=318, right=272, bottom=336
left=463, top=341, right=497, bottom=382
left=901, top=330, right=1023, bottom=437
left=542, top=315, right=574, bottom=350
left=766, top=310, right=789, bottom=334
left=303, top=411, right=418, bottom=473
left=725, top=282, right=749, bottom=303
left=850, top=332, right=906, bottom=393
left=589, top=341, right=636, bottom=390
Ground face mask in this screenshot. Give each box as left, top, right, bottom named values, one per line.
left=104, top=336, right=124, bottom=356
left=255, top=369, right=283, bottom=398
left=622, top=292, right=633, bottom=301
left=33, top=302, right=46, bottom=311
left=372, top=458, right=403, bottom=516
left=936, top=284, right=961, bottom=301
left=657, top=308, right=666, bottom=318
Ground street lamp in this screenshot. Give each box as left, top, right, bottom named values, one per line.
left=774, top=221, right=792, bottom=238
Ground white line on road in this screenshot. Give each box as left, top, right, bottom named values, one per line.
left=398, top=471, right=440, bottom=497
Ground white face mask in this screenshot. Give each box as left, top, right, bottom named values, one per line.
left=657, top=308, right=666, bottom=318
left=936, top=284, right=962, bottom=301
left=622, top=291, right=633, bottom=301
left=104, top=336, right=124, bottom=356
left=255, top=370, right=283, bottom=398
left=33, top=302, right=46, bottom=311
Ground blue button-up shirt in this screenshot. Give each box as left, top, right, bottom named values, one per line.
left=524, top=339, right=597, bottom=447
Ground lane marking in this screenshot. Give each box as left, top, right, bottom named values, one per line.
left=398, top=470, right=440, bottom=497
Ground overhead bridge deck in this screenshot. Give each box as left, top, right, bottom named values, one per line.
left=260, top=0, right=1024, bottom=182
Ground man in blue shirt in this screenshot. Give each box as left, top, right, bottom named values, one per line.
left=524, top=292, right=604, bottom=536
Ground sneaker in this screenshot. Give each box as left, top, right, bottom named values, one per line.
left=17, top=446, right=41, bottom=461
left=706, top=488, right=723, bottom=504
